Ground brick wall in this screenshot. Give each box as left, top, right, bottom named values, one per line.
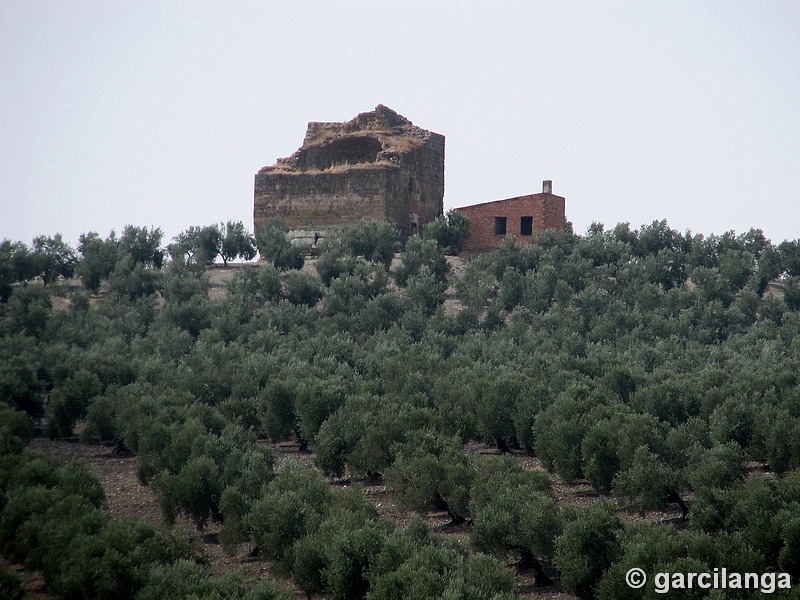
left=456, top=190, right=566, bottom=251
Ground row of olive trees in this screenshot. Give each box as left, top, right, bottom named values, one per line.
left=1, top=210, right=469, bottom=299
left=6, top=214, right=800, bottom=598
left=225, top=462, right=516, bottom=600
left=0, top=225, right=165, bottom=296
left=169, top=221, right=257, bottom=266
left=0, top=403, right=291, bottom=600
left=555, top=471, right=800, bottom=600
left=0, top=221, right=259, bottom=298
left=1, top=233, right=78, bottom=299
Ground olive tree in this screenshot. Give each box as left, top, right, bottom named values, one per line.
left=555, top=504, right=623, bottom=599
left=346, top=220, right=398, bottom=268
left=219, top=220, right=257, bottom=265
left=31, top=234, right=77, bottom=286
left=256, top=220, right=305, bottom=271
left=385, top=431, right=473, bottom=524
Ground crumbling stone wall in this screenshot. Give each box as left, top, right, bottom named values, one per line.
left=457, top=181, right=566, bottom=251
left=254, top=105, right=444, bottom=248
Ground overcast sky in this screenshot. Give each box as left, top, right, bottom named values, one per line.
left=3, top=1, right=799, bottom=249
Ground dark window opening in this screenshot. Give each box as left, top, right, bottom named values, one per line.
left=520, top=216, right=533, bottom=236
left=494, top=217, right=507, bottom=235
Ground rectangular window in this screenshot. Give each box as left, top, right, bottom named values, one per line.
left=494, top=217, right=507, bottom=235
left=520, top=216, right=533, bottom=236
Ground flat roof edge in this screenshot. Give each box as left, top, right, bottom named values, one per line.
left=456, top=193, right=566, bottom=211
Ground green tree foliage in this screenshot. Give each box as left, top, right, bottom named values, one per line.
left=256, top=220, right=305, bottom=271
left=31, top=233, right=77, bottom=286
left=171, top=225, right=222, bottom=266
left=77, top=231, right=120, bottom=292
left=685, top=442, right=746, bottom=493
left=395, top=237, right=448, bottom=287
left=158, top=269, right=213, bottom=338
left=0, top=406, right=34, bottom=453
left=613, top=446, right=686, bottom=517
left=257, top=380, right=296, bottom=441
left=154, top=455, right=223, bottom=529
left=5, top=217, right=800, bottom=597
left=322, top=263, right=389, bottom=319
left=5, top=284, right=52, bottom=337
left=228, top=263, right=282, bottom=304
left=285, top=271, right=323, bottom=307
left=323, top=519, right=387, bottom=600
left=469, top=369, right=528, bottom=452
left=779, top=240, right=800, bottom=276
left=315, top=235, right=358, bottom=286
left=107, top=255, right=162, bottom=300
left=247, top=465, right=332, bottom=570
left=169, top=221, right=257, bottom=267
left=137, top=560, right=292, bottom=600
left=423, top=209, right=471, bottom=254
left=346, top=219, right=398, bottom=268
left=46, top=368, right=102, bottom=438
left=764, top=405, right=800, bottom=475
left=218, top=487, right=251, bottom=555
left=0, top=567, right=24, bottom=600
left=219, top=220, right=257, bottom=265
left=581, top=406, right=668, bottom=495
left=119, top=225, right=164, bottom=268
left=385, top=431, right=473, bottom=524
left=535, top=386, right=599, bottom=483
left=404, top=268, right=447, bottom=317
left=0, top=241, right=23, bottom=302
left=0, top=435, right=205, bottom=600
left=366, top=521, right=514, bottom=600
left=0, top=240, right=48, bottom=302
left=293, top=378, right=346, bottom=449
left=555, top=504, right=623, bottom=600
left=470, top=456, right=561, bottom=585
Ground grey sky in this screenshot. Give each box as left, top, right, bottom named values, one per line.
left=2, top=1, right=799, bottom=248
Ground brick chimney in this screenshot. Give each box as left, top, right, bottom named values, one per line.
left=543, top=180, right=552, bottom=194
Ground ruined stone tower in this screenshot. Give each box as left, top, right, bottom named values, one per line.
left=254, top=105, right=444, bottom=248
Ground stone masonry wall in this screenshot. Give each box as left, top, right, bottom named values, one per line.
left=254, top=106, right=444, bottom=247
left=254, top=168, right=389, bottom=230
left=383, top=133, right=445, bottom=239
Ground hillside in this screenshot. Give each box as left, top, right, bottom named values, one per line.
left=2, top=220, right=800, bottom=599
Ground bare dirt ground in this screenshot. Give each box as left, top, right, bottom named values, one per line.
left=27, top=260, right=692, bottom=599
left=206, top=263, right=249, bottom=300
left=28, top=437, right=305, bottom=598
left=26, top=436, right=600, bottom=599
left=0, top=555, right=52, bottom=600
left=24, top=432, right=691, bottom=600
left=206, top=255, right=470, bottom=317
left=26, top=432, right=692, bottom=599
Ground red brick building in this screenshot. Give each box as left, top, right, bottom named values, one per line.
left=456, top=181, right=566, bottom=251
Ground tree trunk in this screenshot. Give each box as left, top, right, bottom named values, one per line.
left=496, top=436, right=511, bottom=454
left=524, top=444, right=535, bottom=456
left=433, top=490, right=466, bottom=525
left=516, top=547, right=553, bottom=586
left=295, top=429, right=309, bottom=452
left=445, top=506, right=466, bottom=525
left=668, top=490, right=689, bottom=520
